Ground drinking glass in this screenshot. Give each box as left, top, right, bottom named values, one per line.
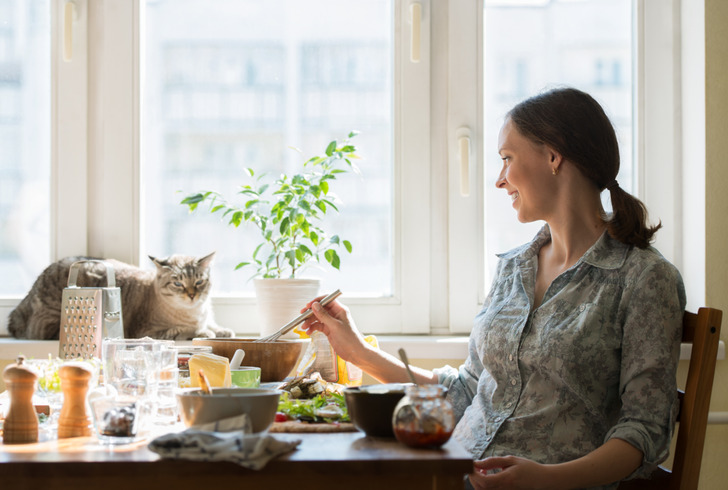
left=154, top=343, right=179, bottom=424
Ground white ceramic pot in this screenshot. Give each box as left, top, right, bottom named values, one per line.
left=253, top=278, right=320, bottom=338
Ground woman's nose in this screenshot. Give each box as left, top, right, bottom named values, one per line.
left=495, top=167, right=507, bottom=188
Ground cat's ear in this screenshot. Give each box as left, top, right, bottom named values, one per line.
left=149, top=255, right=168, bottom=269
left=198, top=252, right=216, bottom=269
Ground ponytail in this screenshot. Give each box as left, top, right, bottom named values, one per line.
left=605, top=184, right=661, bottom=249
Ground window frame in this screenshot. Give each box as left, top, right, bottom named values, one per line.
left=0, top=0, right=690, bottom=337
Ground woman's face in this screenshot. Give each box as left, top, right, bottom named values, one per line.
left=496, top=118, right=557, bottom=223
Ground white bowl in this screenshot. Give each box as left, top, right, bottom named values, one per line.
left=176, top=388, right=281, bottom=433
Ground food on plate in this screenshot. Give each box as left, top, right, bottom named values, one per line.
left=276, top=372, right=349, bottom=423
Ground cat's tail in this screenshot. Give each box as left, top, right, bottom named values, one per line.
left=7, top=294, right=33, bottom=338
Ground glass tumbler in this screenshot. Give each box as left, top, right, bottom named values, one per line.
left=391, top=384, right=455, bottom=449
left=102, top=338, right=161, bottom=399
left=154, top=343, right=179, bottom=424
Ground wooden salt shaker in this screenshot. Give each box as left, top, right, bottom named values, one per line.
left=57, top=362, right=93, bottom=438
left=2, top=355, right=39, bottom=444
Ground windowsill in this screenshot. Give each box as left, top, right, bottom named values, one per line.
left=0, top=336, right=724, bottom=362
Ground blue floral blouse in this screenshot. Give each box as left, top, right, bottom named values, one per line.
left=435, top=225, right=686, bottom=489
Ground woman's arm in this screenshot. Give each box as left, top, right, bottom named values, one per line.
left=470, top=438, right=643, bottom=490
left=300, top=298, right=439, bottom=384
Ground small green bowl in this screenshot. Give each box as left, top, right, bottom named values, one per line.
left=231, top=367, right=261, bottom=388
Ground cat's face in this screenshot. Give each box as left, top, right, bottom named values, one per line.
left=149, top=252, right=215, bottom=308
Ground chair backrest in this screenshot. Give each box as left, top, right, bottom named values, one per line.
left=619, top=307, right=722, bottom=490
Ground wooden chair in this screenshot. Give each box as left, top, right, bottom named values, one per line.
left=620, top=307, right=722, bottom=490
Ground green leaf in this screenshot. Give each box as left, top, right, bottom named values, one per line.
left=320, top=181, right=329, bottom=194
left=298, top=244, right=312, bottom=256
left=210, top=204, right=225, bottom=213
left=234, top=262, right=250, bottom=270
left=324, top=249, right=341, bottom=269
left=325, top=140, right=337, bottom=156
left=231, top=211, right=243, bottom=227
left=245, top=199, right=259, bottom=209
left=180, top=193, right=205, bottom=205
left=330, top=235, right=340, bottom=245
left=348, top=130, right=359, bottom=138
left=322, top=199, right=339, bottom=212
left=310, top=231, right=319, bottom=246
left=315, top=201, right=327, bottom=213
left=344, top=240, right=353, bottom=253
left=280, top=216, right=290, bottom=234
left=246, top=168, right=255, bottom=176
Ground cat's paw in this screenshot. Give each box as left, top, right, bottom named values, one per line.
left=212, top=327, right=235, bottom=338
left=193, top=329, right=216, bottom=339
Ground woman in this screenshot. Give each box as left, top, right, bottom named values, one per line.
left=301, top=87, right=685, bottom=490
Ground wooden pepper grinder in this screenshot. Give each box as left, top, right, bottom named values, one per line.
left=57, top=362, right=93, bottom=438
left=2, top=355, right=39, bottom=444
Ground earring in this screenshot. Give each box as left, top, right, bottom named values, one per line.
left=552, top=168, right=558, bottom=176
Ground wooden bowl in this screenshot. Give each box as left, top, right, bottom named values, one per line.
left=191, top=338, right=309, bottom=382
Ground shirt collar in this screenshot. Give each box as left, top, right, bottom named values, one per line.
left=496, top=224, right=630, bottom=270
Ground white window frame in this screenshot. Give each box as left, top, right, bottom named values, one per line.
left=1, top=0, right=696, bottom=337
left=445, top=0, right=687, bottom=334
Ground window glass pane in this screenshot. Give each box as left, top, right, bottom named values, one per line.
left=141, top=0, right=393, bottom=296
left=483, top=0, right=633, bottom=282
left=0, top=0, right=50, bottom=294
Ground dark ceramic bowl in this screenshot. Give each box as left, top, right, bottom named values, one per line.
left=343, top=383, right=411, bottom=437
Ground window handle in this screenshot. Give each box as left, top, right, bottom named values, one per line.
left=63, top=1, right=76, bottom=62
left=410, top=2, right=421, bottom=63
left=457, top=127, right=471, bottom=197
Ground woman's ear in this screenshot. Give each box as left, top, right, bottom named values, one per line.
left=548, top=147, right=563, bottom=174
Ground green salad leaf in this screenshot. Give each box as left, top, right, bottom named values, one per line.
left=277, top=391, right=349, bottom=423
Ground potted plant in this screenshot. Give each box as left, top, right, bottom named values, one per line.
left=180, top=131, right=360, bottom=337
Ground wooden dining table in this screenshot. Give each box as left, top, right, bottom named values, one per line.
left=0, top=428, right=474, bottom=490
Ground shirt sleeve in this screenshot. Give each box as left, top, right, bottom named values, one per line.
left=605, top=259, right=686, bottom=479
left=434, top=258, right=506, bottom=422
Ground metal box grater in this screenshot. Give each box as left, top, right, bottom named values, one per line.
left=59, top=260, right=124, bottom=359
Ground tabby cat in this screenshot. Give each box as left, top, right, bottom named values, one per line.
left=7, top=252, right=234, bottom=340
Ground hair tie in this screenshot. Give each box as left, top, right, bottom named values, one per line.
left=606, top=180, right=619, bottom=190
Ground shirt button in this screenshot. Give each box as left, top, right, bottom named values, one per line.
left=579, top=304, right=586, bottom=312
left=510, top=379, right=517, bottom=386
left=508, top=354, right=514, bottom=362
left=505, top=401, right=513, bottom=408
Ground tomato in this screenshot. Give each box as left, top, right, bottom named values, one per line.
left=274, top=412, right=289, bottom=423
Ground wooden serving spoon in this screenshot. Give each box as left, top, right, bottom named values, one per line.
left=197, top=368, right=213, bottom=395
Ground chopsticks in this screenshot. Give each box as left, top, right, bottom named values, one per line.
left=253, top=289, right=342, bottom=343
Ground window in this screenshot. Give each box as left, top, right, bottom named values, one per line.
left=0, top=0, right=51, bottom=294
left=483, top=0, right=634, bottom=283
left=0, top=0, right=685, bottom=338
left=141, top=0, right=395, bottom=296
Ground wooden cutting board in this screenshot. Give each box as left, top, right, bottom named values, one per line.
left=270, top=421, right=358, bottom=433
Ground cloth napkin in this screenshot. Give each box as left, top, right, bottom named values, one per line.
left=148, top=414, right=301, bottom=470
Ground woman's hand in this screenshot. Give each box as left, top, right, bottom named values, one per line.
left=469, top=456, right=557, bottom=490
left=299, top=296, right=370, bottom=364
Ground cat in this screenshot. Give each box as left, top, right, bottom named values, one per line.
left=7, top=252, right=235, bottom=341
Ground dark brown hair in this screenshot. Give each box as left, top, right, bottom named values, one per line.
left=506, top=87, right=660, bottom=248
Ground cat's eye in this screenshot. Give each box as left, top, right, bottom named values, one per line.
left=173, top=281, right=183, bottom=287
left=195, top=280, right=204, bottom=286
